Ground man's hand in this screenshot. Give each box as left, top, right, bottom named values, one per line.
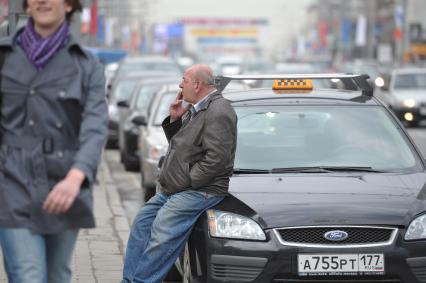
left=170, top=91, right=190, bottom=123
left=43, top=168, right=85, bottom=214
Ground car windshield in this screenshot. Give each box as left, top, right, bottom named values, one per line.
left=394, top=73, right=426, bottom=90
left=234, top=105, right=420, bottom=172
left=113, top=79, right=138, bottom=101
left=153, top=92, right=177, bottom=126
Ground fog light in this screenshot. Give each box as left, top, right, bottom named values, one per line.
left=404, top=112, right=414, bottom=121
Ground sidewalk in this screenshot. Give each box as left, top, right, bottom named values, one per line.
left=0, top=155, right=131, bottom=283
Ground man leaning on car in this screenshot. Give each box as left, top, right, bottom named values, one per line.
left=120, top=64, right=238, bottom=283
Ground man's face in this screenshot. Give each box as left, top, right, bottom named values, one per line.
left=179, top=70, right=200, bottom=104
left=26, top=0, right=71, bottom=33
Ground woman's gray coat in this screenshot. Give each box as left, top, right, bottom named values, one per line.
left=0, top=30, right=108, bottom=234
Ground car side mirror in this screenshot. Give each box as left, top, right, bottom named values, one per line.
left=117, top=100, right=129, bottom=108
left=131, top=115, right=147, bottom=126
left=158, top=156, right=165, bottom=168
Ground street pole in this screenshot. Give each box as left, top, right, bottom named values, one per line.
left=367, top=0, right=377, bottom=59
left=8, top=0, right=23, bottom=35
left=401, top=0, right=409, bottom=64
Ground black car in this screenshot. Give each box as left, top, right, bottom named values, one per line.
left=166, top=74, right=426, bottom=283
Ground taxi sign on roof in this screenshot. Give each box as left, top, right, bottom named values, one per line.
left=273, top=79, right=313, bottom=91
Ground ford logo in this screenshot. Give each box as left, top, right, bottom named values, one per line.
left=324, top=230, right=349, bottom=242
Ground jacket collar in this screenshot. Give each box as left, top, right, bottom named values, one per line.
left=197, top=90, right=222, bottom=112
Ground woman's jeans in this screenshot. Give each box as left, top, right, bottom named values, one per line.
left=0, top=228, right=79, bottom=283
left=122, top=190, right=225, bottom=283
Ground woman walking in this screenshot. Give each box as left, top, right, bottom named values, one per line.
left=0, top=0, right=108, bottom=282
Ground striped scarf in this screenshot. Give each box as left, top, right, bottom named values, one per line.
left=17, top=18, right=70, bottom=71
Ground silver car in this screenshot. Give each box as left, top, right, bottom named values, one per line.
left=134, top=84, right=180, bottom=201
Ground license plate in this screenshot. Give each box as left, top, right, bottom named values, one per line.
left=298, top=254, right=385, bottom=276
left=420, top=107, right=426, bottom=115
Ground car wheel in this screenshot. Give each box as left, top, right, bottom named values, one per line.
left=123, top=151, right=140, bottom=172
left=163, top=263, right=182, bottom=282
left=141, top=172, right=155, bottom=202
left=183, top=242, right=193, bottom=283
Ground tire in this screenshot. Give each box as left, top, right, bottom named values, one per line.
left=123, top=151, right=140, bottom=172
left=163, top=263, right=182, bottom=282
left=141, top=172, right=156, bottom=202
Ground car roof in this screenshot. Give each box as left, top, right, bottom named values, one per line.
left=122, top=55, right=177, bottom=64
left=223, top=87, right=380, bottom=106
left=135, top=77, right=181, bottom=86
left=392, top=67, right=426, bottom=75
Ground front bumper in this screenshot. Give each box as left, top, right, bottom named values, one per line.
left=188, top=226, right=426, bottom=283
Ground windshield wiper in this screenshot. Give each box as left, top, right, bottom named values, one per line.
left=271, top=166, right=384, bottom=173
left=233, top=168, right=271, bottom=174
left=271, top=167, right=332, bottom=173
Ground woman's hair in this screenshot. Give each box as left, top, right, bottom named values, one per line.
left=23, top=0, right=83, bottom=21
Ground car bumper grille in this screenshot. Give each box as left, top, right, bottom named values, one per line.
left=210, top=254, right=267, bottom=281
left=407, top=257, right=426, bottom=283
left=273, top=226, right=398, bottom=248
left=211, top=263, right=263, bottom=281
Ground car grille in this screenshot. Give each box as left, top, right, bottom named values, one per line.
left=211, top=263, right=263, bottom=281
left=274, top=226, right=397, bottom=247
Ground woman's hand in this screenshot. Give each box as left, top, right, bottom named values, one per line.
left=43, top=168, right=85, bottom=214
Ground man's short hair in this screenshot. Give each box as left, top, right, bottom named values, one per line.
left=23, top=0, right=83, bottom=21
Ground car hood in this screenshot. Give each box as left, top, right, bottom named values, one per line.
left=228, top=173, right=426, bottom=228
left=391, top=89, right=426, bottom=101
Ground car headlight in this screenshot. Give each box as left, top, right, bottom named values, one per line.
left=207, top=210, right=266, bottom=240
left=405, top=214, right=426, bottom=240
left=108, top=104, right=119, bottom=122
left=402, top=98, right=416, bottom=108
left=375, top=77, right=385, bottom=88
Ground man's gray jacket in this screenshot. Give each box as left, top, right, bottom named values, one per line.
left=158, top=91, right=237, bottom=196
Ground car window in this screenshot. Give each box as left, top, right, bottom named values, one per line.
left=135, top=85, right=160, bottom=113
left=394, top=73, right=426, bottom=90
left=234, top=105, right=420, bottom=171
left=153, top=92, right=177, bottom=126
left=113, top=80, right=138, bottom=102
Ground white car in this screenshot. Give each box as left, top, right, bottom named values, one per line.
left=381, top=67, right=426, bottom=126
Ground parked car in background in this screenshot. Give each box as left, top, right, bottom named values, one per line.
left=107, top=71, right=180, bottom=148
left=107, top=74, right=142, bottom=147
left=118, top=78, right=180, bottom=171
left=106, top=55, right=182, bottom=91
left=133, top=84, right=180, bottom=201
